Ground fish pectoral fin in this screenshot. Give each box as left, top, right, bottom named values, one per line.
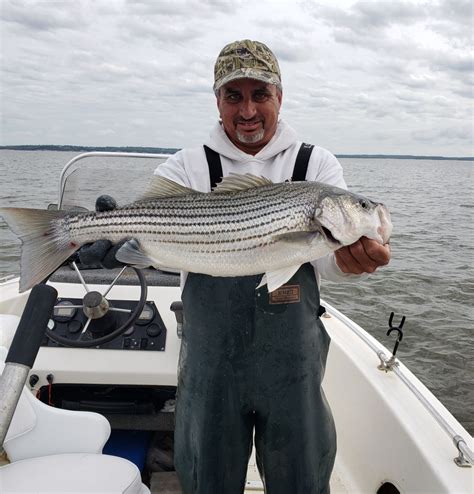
left=257, top=265, right=301, bottom=293
left=213, top=173, right=273, bottom=193
left=115, top=239, right=155, bottom=268
left=139, top=176, right=200, bottom=201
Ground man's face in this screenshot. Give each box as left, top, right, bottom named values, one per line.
left=216, top=79, right=282, bottom=155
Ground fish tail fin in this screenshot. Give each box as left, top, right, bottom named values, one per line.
left=0, top=207, right=79, bottom=292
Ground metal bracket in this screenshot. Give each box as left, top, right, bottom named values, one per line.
left=453, top=435, right=473, bottom=467
left=377, top=351, right=400, bottom=372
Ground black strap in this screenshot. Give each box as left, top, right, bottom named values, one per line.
left=204, top=142, right=314, bottom=187
left=291, top=142, right=314, bottom=181
left=203, top=145, right=223, bottom=189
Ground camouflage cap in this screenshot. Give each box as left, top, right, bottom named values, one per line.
left=213, top=39, right=281, bottom=93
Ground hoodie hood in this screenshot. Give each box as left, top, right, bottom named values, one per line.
left=204, top=119, right=298, bottom=162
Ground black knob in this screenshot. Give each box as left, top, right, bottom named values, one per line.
left=68, top=320, right=83, bottom=334
left=146, top=324, right=162, bottom=337
left=29, top=374, right=39, bottom=387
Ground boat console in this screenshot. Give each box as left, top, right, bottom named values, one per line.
left=44, top=267, right=178, bottom=352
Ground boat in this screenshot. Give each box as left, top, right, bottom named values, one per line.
left=0, top=152, right=472, bottom=493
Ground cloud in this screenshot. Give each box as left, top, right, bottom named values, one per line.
left=412, top=125, right=473, bottom=143
left=1, top=0, right=87, bottom=31
left=430, top=52, right=473, bottom=74
left=124, top=0, right=240, bottom=16
left=431, top=0, right=473, bottom=45
left=307, top=0, right=473, bottom=78
left=119, top=15, right=203, bottom=43
left=307, top=1, right=428, bottom=40
left=252, top=19, right=316, bottom=63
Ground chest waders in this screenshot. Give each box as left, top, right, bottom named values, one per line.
left=174, top=145, right=336, bottom=494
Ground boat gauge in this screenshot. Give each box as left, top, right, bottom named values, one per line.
left=135, top=302, right=156, bottom=325
left=67, top=320, right=83, bottom=334
left=53, top=300, right=77, bottom=323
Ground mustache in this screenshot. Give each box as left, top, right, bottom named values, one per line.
left=235, top=118, right=263, bottom=124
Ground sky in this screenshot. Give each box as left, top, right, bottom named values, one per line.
left=0, top=0, right=473, bottom=156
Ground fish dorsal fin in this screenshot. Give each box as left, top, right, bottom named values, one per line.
left=213, top=173, right=273, bottom=193
left=140, top=176, right=199, bottom=200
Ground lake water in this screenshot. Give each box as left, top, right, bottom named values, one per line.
left=0, top=149, right=473, bottom=434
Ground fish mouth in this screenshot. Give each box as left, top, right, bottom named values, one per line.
left=377, top=204, right=393, bottom=244
left=320, top=225, right=341, bottom=246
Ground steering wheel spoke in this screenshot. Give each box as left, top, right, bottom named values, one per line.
left=71, top=261, right=91, bottom=293
left=102, top=266, right=128, bottom=298
left=53, top=305, right=84, bottom=310
left=77, top=317, right=93, bottom=341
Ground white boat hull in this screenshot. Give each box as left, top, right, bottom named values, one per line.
left=0, top=274, right=471, bottom=493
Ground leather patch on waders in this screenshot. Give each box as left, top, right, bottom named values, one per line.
left=269, top=284, right=301, bottom=304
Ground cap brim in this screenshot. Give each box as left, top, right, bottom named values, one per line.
left=214, top=68, right=281, bottom=92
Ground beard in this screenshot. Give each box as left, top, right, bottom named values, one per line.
left=236, top=128, right=265, bottom=144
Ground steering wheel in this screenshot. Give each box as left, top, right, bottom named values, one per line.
left=44, top=262, right=148, bottom=348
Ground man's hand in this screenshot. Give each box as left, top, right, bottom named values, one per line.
left=335, top=237, right=391, bottom=275
left=76, top=195, right=126, bottom=269
left=78, top=239, right=127, bottom=269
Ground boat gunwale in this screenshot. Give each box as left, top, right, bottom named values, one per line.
left=322, top=297, right=473, bottom=467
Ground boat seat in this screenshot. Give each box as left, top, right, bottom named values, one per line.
left=0, top=345, right=150, bottom=494
left=0, top=453, right=149, bottom=493
left=0, top=314, right=19, bottom=349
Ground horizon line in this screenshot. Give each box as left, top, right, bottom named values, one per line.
left=0, top=144, right=472, bottom=161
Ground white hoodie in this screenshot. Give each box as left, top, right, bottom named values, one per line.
left=154, top=119, right=360, bottom=286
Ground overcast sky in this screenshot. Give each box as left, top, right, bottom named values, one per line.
left=1, top=0, right=472, bottom=156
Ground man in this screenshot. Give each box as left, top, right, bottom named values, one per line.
left=82, top=40, right=390, bottom=493
left=152, top=40, right=390, bottom=493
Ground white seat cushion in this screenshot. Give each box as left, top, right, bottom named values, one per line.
left=0, top=314, right=19, bottom=349
left=0, top=453, right=150, bottom=494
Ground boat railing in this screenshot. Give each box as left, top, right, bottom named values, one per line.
left=0, top=274, right=16, bottom=284
left=322, top=299, right=473, bottom=468
left=57, top=151, right=174, bottom=209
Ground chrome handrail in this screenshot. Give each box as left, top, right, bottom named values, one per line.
left=0, top=274, right=16, bottom=284
left=321, top=298, right=473, bottom=468
left=392, top=363, right=473, bottom=467
left=57, top=152, right=174, bottom=209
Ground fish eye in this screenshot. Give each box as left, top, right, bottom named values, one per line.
left=359, top=199, right=370, bottom=209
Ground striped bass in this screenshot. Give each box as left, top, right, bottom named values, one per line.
left=0, top=173, right=392, bottom=293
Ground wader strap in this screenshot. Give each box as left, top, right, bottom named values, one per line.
left=292, top=143, right=314, bottom=181
left=203, top=145, right=223, bottom=189
left=205, top=142, right=314, bottom=186
left=292, top=142, right=323, bottom=318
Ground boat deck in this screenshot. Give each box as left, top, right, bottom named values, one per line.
left=150, top=470, right=349, bottom=493
left=150, top=450, right=350, bottom=493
